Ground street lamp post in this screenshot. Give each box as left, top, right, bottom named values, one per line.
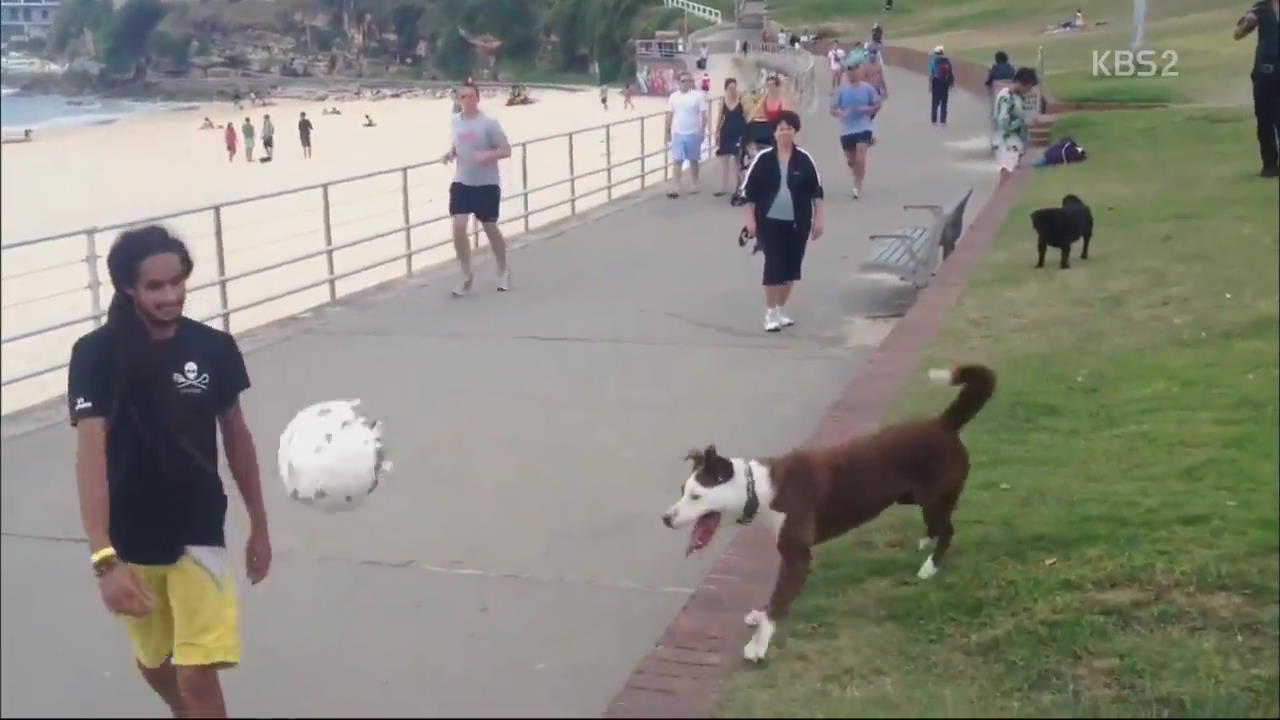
left=1130, top=0, right=1146, bottom=52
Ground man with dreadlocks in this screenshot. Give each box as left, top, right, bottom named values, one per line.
left=67, top=225, right=271, bottom=718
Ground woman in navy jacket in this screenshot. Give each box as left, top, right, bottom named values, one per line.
left=741, top=110, right=826, bottom=332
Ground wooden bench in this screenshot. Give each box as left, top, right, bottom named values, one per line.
left=859, top=187, right=974, bottom=288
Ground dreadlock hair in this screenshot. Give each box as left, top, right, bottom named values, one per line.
left=105, top=226, right=197, bottom=469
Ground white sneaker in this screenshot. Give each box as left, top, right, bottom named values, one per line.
left=497, top=270, right=511, bottom=292
left=852, top=186, right=861, bottom=200
left=763, top=308, right=781, bottom=332
left=451, top=274, right=473, bottom=297
left=777, top=309, right=795, bottom=327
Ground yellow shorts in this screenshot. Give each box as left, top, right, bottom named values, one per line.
left=121, top=554, right=240, bottom=669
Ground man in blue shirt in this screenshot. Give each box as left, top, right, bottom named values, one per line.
left=830, top=49, right=883, bottom=199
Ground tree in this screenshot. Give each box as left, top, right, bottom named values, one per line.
left=149, top=30, right=190, bottom=70
left=545, top=0, right=643, bottom=81
left=49, top=0, right=112, bottom=57
left=391, top=2, right=424, bottom=60
left=101, top=0, right=168, bottom=75
left=435, top=24, right=473, bottom=78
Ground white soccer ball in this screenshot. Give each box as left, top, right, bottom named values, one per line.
left=277, top=399, right=391, bottom=513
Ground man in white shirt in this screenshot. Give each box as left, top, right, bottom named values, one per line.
left=665, top=71, right=708, bottom=198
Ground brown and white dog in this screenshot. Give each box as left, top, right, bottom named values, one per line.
left=662, top=364, right=995, bottom=662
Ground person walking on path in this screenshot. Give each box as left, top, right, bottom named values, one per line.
left=441, top=81, right=513, bottom=296
left=984, top=51, right=1017, bottom=92
left=741, top=110, right=825, bottom=333
left=926, top=45, right=956, bottom=125
left=223, top=123, right=237, bottom=162
left=241, top=118, right=255, bottom=162
left=1234, top=0, right=1280, bottom=177
left=866, top=23, right=885, bottom=62
left=665, top=71, right=709, bottom=198
left=67, top=225, right=271, bottom=719
left=831, top=49, right=883, bottom=199
left=714, top=78, right=748, bottom=197
left=827, top=40, right=846, bottom=89
left=991, top=67, right=1039, bottom=186
left=745, top=75, right=791, bottom=150
left=861, top=38, right=890, bottom=121
left=261, top=114, right=274, bottom=161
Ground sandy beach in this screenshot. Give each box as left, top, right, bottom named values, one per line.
left=0, top=85, right=684, bottom=414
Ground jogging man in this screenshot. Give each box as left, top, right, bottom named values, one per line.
left=69, top=225, right=271, bottom=719
left=831, top=49, right=882, bottom=199
left=665, top=71, right=709, bottom=198
left=441, top=81, right=513, bottom=296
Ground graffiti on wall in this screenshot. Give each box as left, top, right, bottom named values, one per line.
left=634, top=58, right=688, bottom=96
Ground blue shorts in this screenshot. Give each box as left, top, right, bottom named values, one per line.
left=671, top=132, right=703, bottom=163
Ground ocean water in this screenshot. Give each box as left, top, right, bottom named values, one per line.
left=0, top=89, right=199, bottom=131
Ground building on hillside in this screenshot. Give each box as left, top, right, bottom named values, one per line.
left=1, top=0, right=59, bottom=40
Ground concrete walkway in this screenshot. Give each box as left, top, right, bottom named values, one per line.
left=0, top=53, right=998, bottom=718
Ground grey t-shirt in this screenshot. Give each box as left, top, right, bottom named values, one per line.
left=766, top=183, right=795, bottom=221
left=451, top=111, right=508, bottom=187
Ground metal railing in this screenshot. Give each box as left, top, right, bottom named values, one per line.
left=662, top=0, right=723, bottom=25
left=635, top=39, right=688, bottom=58
left=0, top=104, right=707, bottom=411
left=0, top=45, right=818, bottom=414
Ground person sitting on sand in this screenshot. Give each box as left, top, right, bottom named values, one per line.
left=200, top=117, right=215, bottom=130
left=363, top=114, right=376, bottom=127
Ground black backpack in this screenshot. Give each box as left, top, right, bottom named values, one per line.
left=1042, top=136, right=1088, bottom=165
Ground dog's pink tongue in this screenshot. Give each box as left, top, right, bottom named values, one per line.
left=685, top=513, right=722, bottom=556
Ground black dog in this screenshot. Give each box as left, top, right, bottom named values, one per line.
left=1030, top=194, right=1094, bottom=269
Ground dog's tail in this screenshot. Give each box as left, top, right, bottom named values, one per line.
left=928, top=365, right=996, bottom=432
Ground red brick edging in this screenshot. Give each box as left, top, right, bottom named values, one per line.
left=603, top=167, right=1036, bottom=719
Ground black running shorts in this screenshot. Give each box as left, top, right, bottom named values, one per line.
left=448, top=182, right=501, bottom=223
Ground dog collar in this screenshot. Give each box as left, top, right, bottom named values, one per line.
left=738, top=460, right=760, bottom=525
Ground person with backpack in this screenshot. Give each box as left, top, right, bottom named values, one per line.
left=926, top=46, right=956, bottom=125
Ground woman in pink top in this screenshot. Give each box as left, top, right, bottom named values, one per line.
left=224, top=123, right=237, bottom=162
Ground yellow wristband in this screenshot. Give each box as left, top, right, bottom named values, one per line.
left=90, top=547, right=117, bottom=566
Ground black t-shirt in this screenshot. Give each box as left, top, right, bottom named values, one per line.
left=298, top=118, right=313, bottom=138
left=1251, top=1, right=1280, bottom=74
left=67, top=318, right=251, bottom=565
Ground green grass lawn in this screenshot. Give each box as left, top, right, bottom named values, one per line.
left=715, top=107, right=1279, bottom=717
left=770, top=0, right=1255, bottom=105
